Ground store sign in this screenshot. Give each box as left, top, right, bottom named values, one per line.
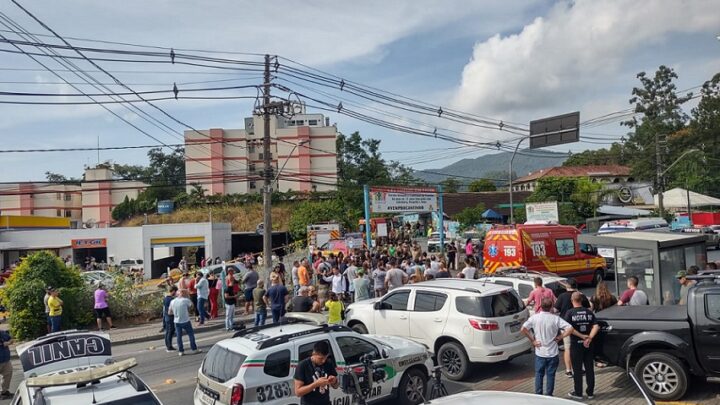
left=617, top=187, right=633, bottom=203
left=370, top=186, right=438, bottom=213
left=71, top=238, right=106, bottom=249
left=17, top=332, right=112, bottom=377
left=525, top=201, right=559, bottom=223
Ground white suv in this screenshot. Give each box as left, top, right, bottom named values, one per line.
left=480, top=270, right=568, bottom=311
left=194, top=314, right=433, bottom=405
left=344, top=279, right=531, bottom=381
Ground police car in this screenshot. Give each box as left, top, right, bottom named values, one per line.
left=12, top=330, right=162, bottom=405
left=194, top=313, right=433, bottom=405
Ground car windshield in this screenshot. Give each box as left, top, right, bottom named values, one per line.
left=455, top=290, right=523, bottom=318
left=202, top=345, right=246, bottom=383
left=101, top=393, right=160, bottom=405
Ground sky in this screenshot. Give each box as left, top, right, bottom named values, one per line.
left=0, top=0, right=719, bottom=182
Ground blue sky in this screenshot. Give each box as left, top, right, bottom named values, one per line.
left=0, top=0, right=718, bottom=182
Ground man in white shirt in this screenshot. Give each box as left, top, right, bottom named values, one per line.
left=344, top=261, right=358, bottom=300
left=291, top=261, right=300, bottom=296
left=460, top=258, right=477, bottom=280
left=520, top=298, right=574, bottom=396
left=323, top=266, right=348, bottom=297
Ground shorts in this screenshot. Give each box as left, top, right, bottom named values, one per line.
left=563, top=335, right=571, bottom=351
left=94, top=307, right=111, bottom=319
left=244, top=288, right=254, bottom=302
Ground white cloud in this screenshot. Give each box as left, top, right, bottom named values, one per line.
left=451, top=0, right=720, bottom=127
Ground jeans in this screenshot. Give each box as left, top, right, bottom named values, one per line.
left=197, top=297, right=207, bottom=324
left=255, top=309, right=267, bottom=326
left=535, top=355, right=560, bottom=396
left=271, top=307, right=283, bottom=323
left=175, top=321, right=197, bottom=353
left=163, top=316, right=175, bottom=350
left=49, top=315, right=61, bottom=332
left=571, top=341, right=595, bottom=396
left=225, top=304, right=235, bottom=330
left=293, top=284, right=300, bottom=296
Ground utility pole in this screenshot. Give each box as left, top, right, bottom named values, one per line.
left=655, top=132, right=664, bottom=218
left=262, top=54, right=273, bottom=279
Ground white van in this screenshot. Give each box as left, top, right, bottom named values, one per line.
left=598, top=217, right=669, bottom=234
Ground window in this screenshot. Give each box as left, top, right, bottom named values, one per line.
left=381, top=291, right=409, bottom=311
left=617, top=247, right=656, bottom=305
left=264, top=349, right=291, bottom=378
left=56, top=192, right=62, bottom=200
left=249, top=181, right=256, bottom=189
left=456, top=291, right=523, bottom=318
left=555, top=239, right=575, bottom=256
left=518, top=284, right=533, bottom=299
left=308, top=119, right=318, bottom=126
left=201, top=345, right=246, bottom=383
left=413, top=291, right=447, bottom=312
left=337, top=336, right=379, bottom=364
left=492, top=280, right=514, bottom=287
left=249, top=163, right=256, bottom=173
left=298, top=340, right=335, bottom=363
left=65, top=210, right=72, bottom=218
left=248, top=144, right=256, bottom=153
left=64, top=193, right=72, bottom=201
left=258, top=153, right=264, bottom=160
left=295, top=120, right=304, bottom=126
left=56, top=209, right=62, bottom=217
left=706, top=295, right=720, bottom=321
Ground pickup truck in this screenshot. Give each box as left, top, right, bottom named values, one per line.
left=595, top=277, right=720, bottom=400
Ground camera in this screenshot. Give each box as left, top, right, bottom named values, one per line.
left=340, top=354, right=387, bottom=404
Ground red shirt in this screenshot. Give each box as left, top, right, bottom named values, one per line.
left=526, top=287, right=556, bottom=312
left=188, top=278, right=197, bottom=294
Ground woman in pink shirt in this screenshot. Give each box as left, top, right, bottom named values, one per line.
left=524, top=277, right=557, bottom=312
left=465, top=238, right=474, bottom=257
left=94, top=283, right=115, bottom=331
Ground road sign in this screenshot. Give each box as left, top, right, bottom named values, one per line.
left=529, top=111, right=579, bottom=149
left=369, top=186, right=438, bottom=213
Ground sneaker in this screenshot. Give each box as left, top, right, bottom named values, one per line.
left=565, top=370, right=573, bottom=378
left=165, top=347, right=176, bottom=352
left=568, top=392, right=583, bottom=400
left=587, top=394, right=595, bottom=400
left=178, top=352, right=184, bottom=357
left=192, top=349, right=202, bottom=354
left=110, top=325, right=117, bottom=329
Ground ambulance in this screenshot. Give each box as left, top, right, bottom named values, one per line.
left=482, top=224, right=607, bottom=285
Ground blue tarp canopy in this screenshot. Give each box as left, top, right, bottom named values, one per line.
left=482, top=209, right=503, bottom=220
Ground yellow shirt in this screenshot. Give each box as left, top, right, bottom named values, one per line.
left=48, top=296, right=62, bottom=316
left=325, top=300, right=344, bottom=324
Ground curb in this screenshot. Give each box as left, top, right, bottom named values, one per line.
left=10, top=315, right=254, bottom=360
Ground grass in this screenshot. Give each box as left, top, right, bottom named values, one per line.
left=123, top=203, right=294, bottom=232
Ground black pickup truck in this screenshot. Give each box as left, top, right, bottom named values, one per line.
left=596, top=278, right=720, bottom=401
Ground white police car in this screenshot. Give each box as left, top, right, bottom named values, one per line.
left=194, top=313, right=433, bottom=405
left=12, top=330, right=162, bottom=405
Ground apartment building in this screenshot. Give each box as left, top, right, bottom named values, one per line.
left=184, top=111, right=338, bottom=195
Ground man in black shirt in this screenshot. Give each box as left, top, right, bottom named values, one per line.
left=294, top=341, right=339, bottom=405
left=554, top=278, right=589, bottom=377
left=563, top=292, right=600, bottom=400
left=290, top=287, right=314, bottom=312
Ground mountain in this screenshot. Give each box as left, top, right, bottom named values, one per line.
left=412, top=149, right=568, bottom=184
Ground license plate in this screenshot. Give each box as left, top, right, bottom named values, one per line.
left=199, top=393, right=215, bottom=405
left=508, top=322, right=521, bottom=333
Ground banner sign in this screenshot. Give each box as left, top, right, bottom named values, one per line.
left=525, top=201, right=559, bottom=223
left=17, top=332, right=112, bottom=377
left=71, top=238, right=106, bottom=249
left=370, top=186, right=438, bottom=213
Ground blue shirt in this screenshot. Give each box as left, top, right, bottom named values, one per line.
left=0, top=331, right=11, bottom=363
left=265, top=285, right=288, bottom=310
left=163, top=295, right=174, bottom=320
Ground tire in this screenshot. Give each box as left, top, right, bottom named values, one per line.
left=592, top=269, right=604, bottom=286
left=437, top=341, right=470, bottom=381
left=397, top=368, right=428, bottom=405
left=350, top=322, right=368, bottom=334
left=634, top=352, right=688, bottom=401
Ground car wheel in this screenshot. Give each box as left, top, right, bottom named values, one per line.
left=350, top=322, right=368, bottom=334
left=437, top=342, right=469, bottom=381
left=634, top=352, right=688, bottom=401
left=593, top=269, right=604, bottom=286
left=398, top=368, right=427, bottom=405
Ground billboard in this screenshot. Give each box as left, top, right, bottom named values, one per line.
left=369, top=186, right=438, bottom=213
left=525, top=201, right=559, bottom=223
left=529, top=111, right=579, bottom=149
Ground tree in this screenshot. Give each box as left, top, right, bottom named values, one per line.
left=1, top=251, right=91, bottom=339
left=468, top=179, right=497, bottom=192
left=45, top=171, right=80, bottom=184
left=454, top=203, right=485, bottom=229
left=563, top=143, right=629, bottom=167
left=622, top=66, right=693, bottom=183
left=288, top=200, right=355, bottom=241
left=682, top=73, right=720, bottom=195
left=526, top=177, right=604, bottom=224
left=441, top=178, right=460, bottom=193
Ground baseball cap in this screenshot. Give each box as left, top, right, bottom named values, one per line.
left=675, top=270, right=687, bottom=279
left=46, top=286, right=54, bottom=292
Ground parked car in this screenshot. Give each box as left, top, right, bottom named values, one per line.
left=345, top=279, right=531, bottom=381
left=81, top=270, right=115, bottom=289
left=199, top=262, right=244, bottom=281
left=596, top=275, right=720, bottom=400
left=14, top=331, right=162, bottom=404
left=681, top=226, right=720, bottom=250
left=119, top=258, right=144, bottom=276
left=483, top=224, right=606, bottom=285
left=481, top=269, right=567, bottom=312
left=427, top=232, right=453, bottom=253
left=194, top=315, right=433, bottom=405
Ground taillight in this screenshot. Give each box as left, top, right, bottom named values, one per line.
left=230, top=383, right=244, bottom=405
left=469, top=319, right=499, bottom=331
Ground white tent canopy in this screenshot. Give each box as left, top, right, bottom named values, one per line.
left=654, top=188, right=720, bottom=208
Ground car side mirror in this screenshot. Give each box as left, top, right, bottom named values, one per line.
left=381, top=348, right=389, bottom=359
left=374, top=301, right=383, bottom=310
